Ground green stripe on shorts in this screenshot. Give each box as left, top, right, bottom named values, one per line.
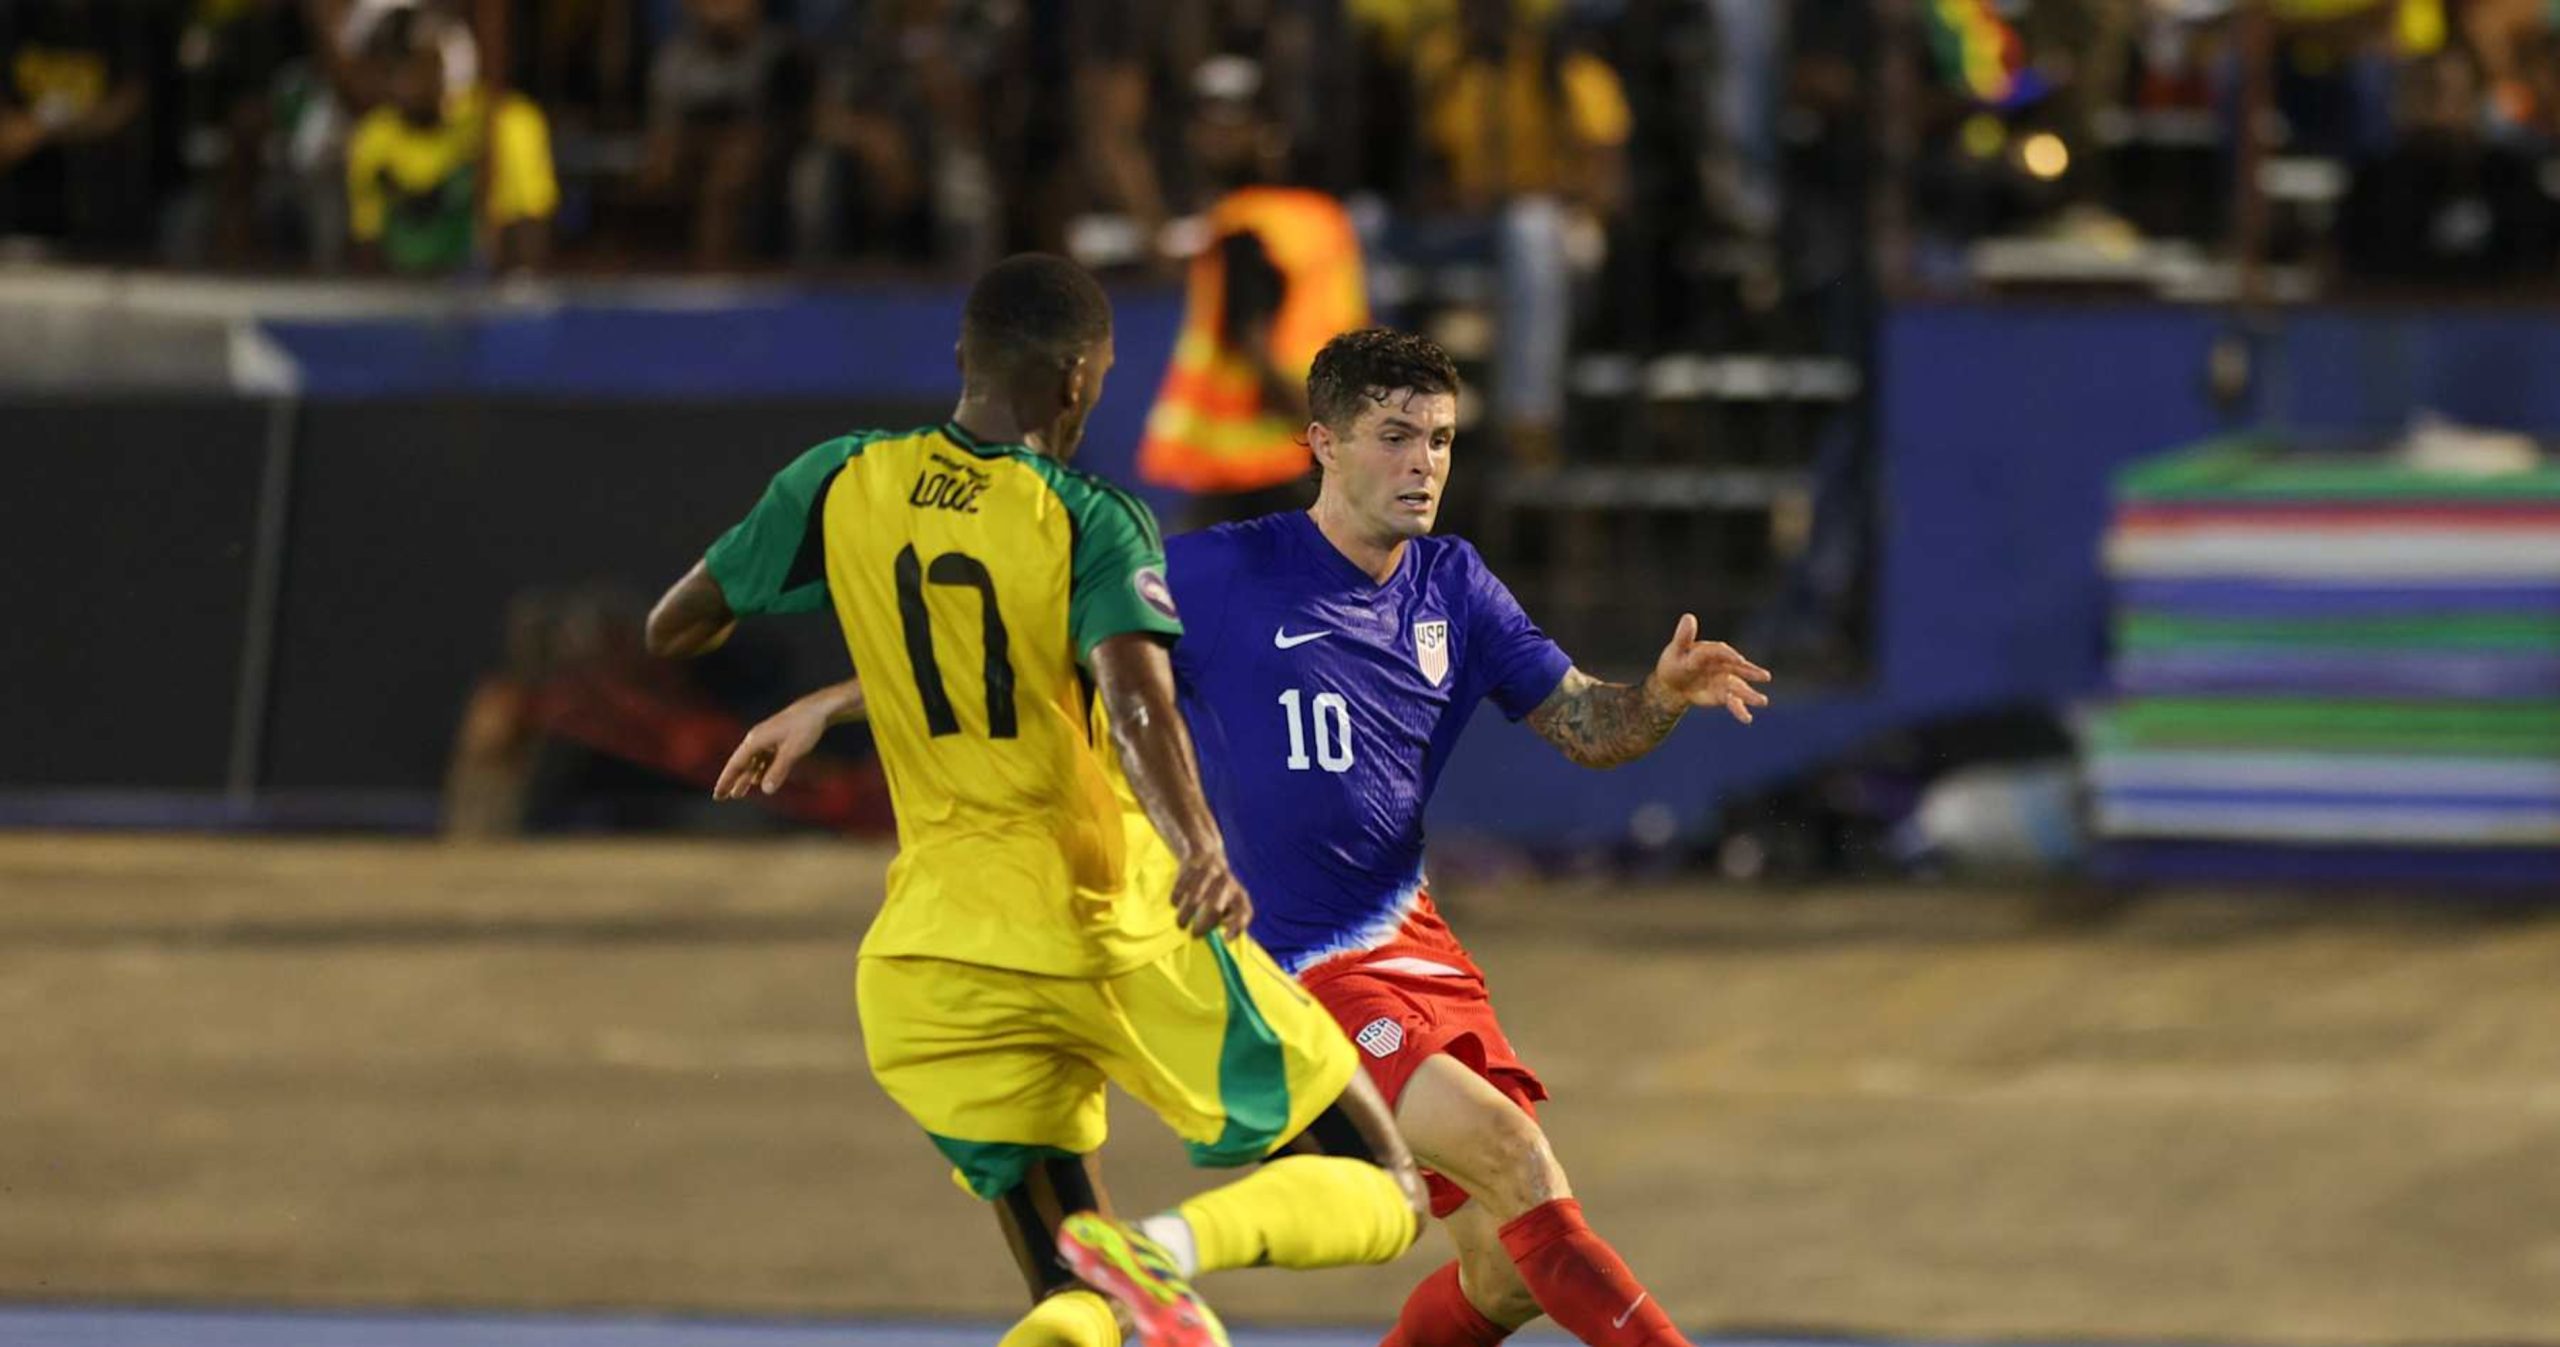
left=928, top=1133, right=1083, bottom=1200
left=1186, top=935, right=1293, bottom=1168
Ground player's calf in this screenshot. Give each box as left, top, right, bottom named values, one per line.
left=1384, top=1257, right=1532, bottom=1347
left=1155, top=1152, right=1419, bottom=1275
left=1273, top=1066, right=1435, bottom=1230
left=1447, top=1204, right=1545, bottom=1327
left=1128, top=1074, right=1428, bottom=1280
left=1397, top=1055, right=1693, bottom=1346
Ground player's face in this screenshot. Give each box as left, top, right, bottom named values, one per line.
left=1050, top=336, right=1116, bottom=462
left=1327, top=390, right=1456, bottom=540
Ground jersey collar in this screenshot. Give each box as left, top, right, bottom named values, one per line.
left=1288, top=509, right=1414, bottom=594
left=941, top=420, right=1027, bottom=460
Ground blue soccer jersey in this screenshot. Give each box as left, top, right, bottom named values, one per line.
left=1166, top=512, right=1573, bottom=973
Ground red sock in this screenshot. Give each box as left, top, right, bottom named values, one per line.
left=1381, top=1261, right=1511, bottom=1347
left=1497, top=1198, right=1689, bottom=1347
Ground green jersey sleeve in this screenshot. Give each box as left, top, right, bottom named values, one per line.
left=703, top=436, right=861, bottom=616
left=1063, top=477, right=1184, bottom=664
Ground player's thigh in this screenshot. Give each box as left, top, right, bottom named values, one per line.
left=1090, top=934, right=1360, bottom=1168
left=1394, top=1052, right=1572, bottom=1219
left=855, top=955, right=1111, bottom=1199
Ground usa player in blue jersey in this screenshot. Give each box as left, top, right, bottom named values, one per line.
left=720, top=330, right=1769, bottom=1347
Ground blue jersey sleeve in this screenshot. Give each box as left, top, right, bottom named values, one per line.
left=1164, top=530, right=1234, bottom=685
left=1460, top=541, right=1573, bottom=721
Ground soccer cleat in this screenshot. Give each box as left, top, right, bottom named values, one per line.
left=1056, top=1212, right=1230, bottom=1347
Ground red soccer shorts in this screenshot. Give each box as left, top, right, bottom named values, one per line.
left=1301, top=956, right=1549, bottom=1218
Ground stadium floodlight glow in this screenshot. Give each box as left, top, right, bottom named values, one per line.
left=2021, top=132, right=2071, bottom=181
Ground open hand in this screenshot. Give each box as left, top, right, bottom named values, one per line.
left=714, top=684, right=863, bottom=799
left=1647, top=613, right=1772, bottom=724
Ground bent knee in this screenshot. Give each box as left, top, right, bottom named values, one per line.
left=1456, top=1113, right=1568, bottom=1217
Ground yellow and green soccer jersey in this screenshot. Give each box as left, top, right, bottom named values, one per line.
left=345, top=89, right=558, bottom=273
left=705, top=422, right=1190, bottom=979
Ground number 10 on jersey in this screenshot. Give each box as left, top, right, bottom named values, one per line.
left=1278, top=688, right=1354, bottom=772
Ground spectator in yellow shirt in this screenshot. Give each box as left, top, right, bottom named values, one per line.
left=1348, top=0, right=1628, bottom=462
left=1414, top=0, right=1629, bottom=214
left=1395, top=0, right=1630, bottom=464
left=344, top=11, right=555, bottom=275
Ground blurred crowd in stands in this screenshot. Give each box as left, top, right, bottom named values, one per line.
left=1907, top=0, right=2560, bottom=288
left=0, top=0, right=1654, bottom=278
left=2, top=0, right=2557, bottom=294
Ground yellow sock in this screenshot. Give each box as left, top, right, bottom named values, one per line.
left=1175, top=1154, right=1419, bottom=1272
left=997, top=1288, right=1122, bottom=1347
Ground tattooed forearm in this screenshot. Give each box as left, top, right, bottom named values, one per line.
left=1525, top=668, right=1686, bottom=769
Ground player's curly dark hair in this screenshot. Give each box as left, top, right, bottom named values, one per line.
left=1307, top=328, right=1461, bottom=432
left=961, top=254, right=1113, bottom=376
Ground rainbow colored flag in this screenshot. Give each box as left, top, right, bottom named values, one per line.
left=2091, top=436, right=2560, bottom=886
left=1924, top=0, right=2050, bottom=109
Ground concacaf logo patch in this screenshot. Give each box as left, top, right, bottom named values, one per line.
left=1355, top=1017, right=1405, bottom=1059
left=1135, top=566, right=1179, bottom=621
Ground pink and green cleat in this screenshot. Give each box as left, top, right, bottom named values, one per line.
left=1056, top=1213, right=1230, bottom=1347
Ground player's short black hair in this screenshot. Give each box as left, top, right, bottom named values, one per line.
left=1307, top=328, right=1461, bottom=432
left=961, top=253, right=1113, bottom=377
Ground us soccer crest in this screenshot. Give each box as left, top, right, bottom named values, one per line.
left=1413, top=619, right=1450, bottom=686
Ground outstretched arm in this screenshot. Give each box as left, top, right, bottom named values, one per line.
left=645, top=559, right=737, bottom=658
left=1524, top=668, right=1688, bottom=770
left=1092, top=633, right=1251, bottom=940
left=713, top=678, right=866, bottom=799
left=1526, top=614, right=1770, bottom=769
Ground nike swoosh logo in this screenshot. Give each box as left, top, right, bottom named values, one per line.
left=1273, top=629, right=1332, bottom=649
left=1613, top=1293, right=1648, bottom=1329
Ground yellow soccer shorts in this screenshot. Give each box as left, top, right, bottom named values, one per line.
left=857, top=933, right=1359, bottom=1199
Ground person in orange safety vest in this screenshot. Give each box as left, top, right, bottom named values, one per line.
left=1137, top=56, right=1368, bottom=528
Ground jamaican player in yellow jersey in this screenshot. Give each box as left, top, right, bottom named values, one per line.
left=646, top=256, right=1426, bottom=1347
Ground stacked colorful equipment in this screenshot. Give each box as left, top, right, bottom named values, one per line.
left=2089, top=436, right=2560, bottom=888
